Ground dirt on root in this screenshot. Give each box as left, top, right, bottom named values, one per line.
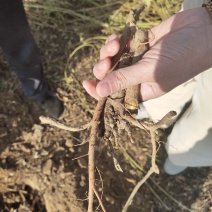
left=0, top=1, right=212, bottom=211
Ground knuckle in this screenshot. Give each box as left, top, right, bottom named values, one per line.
left=105, top=36, right=111, bottom=44
left=100, top=45, right=107, bottom=60
left=93, top=63, right=98, bottom=74
left=105, top=34, right=117, bottom=44
left=113, top=70, right=128, bottom=90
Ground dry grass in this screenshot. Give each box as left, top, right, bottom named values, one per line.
left=24, top=0, right=182, bottom=81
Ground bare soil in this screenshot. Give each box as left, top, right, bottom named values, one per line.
left=0, top=1, right=212, bottom=212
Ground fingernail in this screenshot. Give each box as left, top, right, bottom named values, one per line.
left=97, top=82, right=111, bottom=97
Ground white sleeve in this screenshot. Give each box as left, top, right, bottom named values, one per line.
left=181, top=0, right=205, bottom=11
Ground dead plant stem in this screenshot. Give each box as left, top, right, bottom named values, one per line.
left=93, top=187, right=107, bottom=212
left=122, top=130, right=158, bottom=212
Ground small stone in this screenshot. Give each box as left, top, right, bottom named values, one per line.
left=40, top=149, right=49, bottom=156
left=18, top=204, right=31, bottom=212
left=59, top=172, right=66, bottom=180
left=33, top=124, right=43, bottom=143
left=65, top=140, right=73, bottom=148
left=80, top=175, right=86, bottom=187
left=33, top=151, right=39, bottom=159
left=69, top=147, right=74, bottom=153
left=42, top=159, right=53, bottom=175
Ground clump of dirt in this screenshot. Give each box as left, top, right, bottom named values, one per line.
left=0, top=0, right=212, bottom=211
left=0, top=91, right=83, bottom=211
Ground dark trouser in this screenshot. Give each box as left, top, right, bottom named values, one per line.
left=0, top=0, right=47, bottom=100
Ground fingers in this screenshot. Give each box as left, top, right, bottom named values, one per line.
left=93, top=34, right=120, bottom=80
left=95, top=60, right=154, bottom=99
left=93, top=58, right=111, bottom=80
left=100, top=38, right=120, bottom=60
left=82, top=80, right=99, bottom=100
left=94, top=63, right=165, bottom=102
left=105, top=34, right=119, bottom=44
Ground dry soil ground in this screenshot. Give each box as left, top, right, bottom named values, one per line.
left=0, top=0, right=211, bottom=211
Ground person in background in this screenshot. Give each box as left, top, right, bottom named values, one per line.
left=83, top=0, right=212, bottom=175
left=0, top=0, right=64, bottom=119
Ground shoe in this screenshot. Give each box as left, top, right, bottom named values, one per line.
left=163, top=158, right=187, bottom=175
left=37, top=91, right=64, bottom=119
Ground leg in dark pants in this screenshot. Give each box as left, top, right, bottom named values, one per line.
left=0, top=0, right=47, bottom=99
left=0, top=0, right=64, bottom=118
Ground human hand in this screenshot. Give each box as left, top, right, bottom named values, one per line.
left=83, top=8, right=212, bottom=101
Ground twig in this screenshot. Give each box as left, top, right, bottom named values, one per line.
left=122, top=131, right=158, bottom=212
left=120, top=144, right=191, bottom=211
left=122, top=111, right=176, bottom=211
left=93, top=187, right=107, bottom=212
left=72, top=153, right=88, bottom=160
left=150, top=111, right=177, bottom=131
left=122, top=168, right=154, bottom=212
left=95, top=167, right=104, bottom=212
left=151, top=179, right=193, bottom=212
left=145, top=182, right=171, bottom=211
left=39, top=116, right=91, bottom=131
left=120, top=143, right=191, bottom=211
left=149, top=129, right=159, bottom=173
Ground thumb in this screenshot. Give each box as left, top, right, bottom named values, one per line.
left=96, top=69, right=129, bottom=97
left=95, top=61, right=155, bottom=99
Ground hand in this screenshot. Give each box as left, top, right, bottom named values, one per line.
left=83, top=8, right=212, bottom=101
